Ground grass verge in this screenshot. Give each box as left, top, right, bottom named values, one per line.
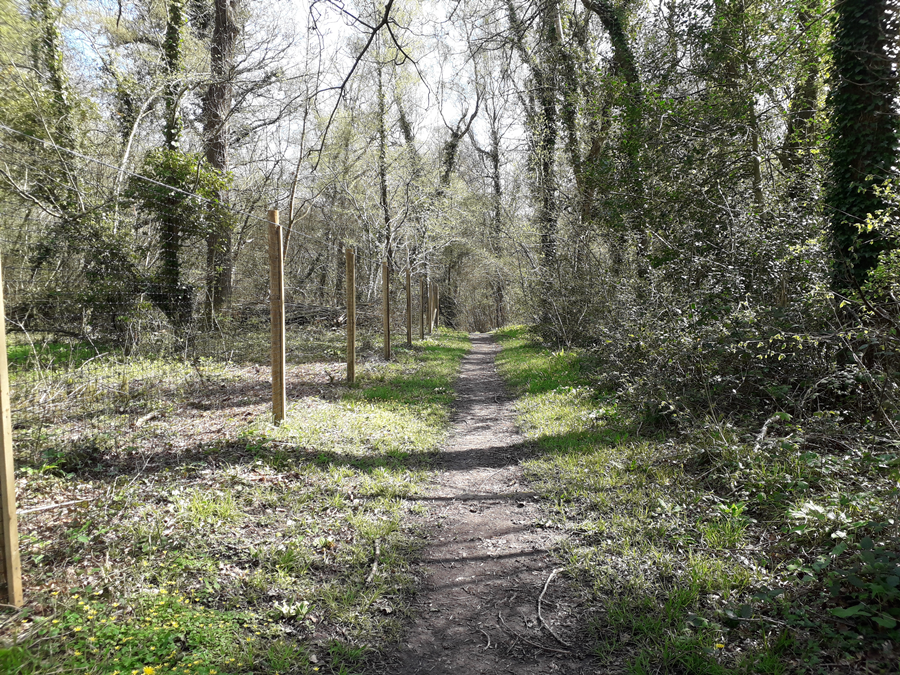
left=1, top=328, right=469, bottom=675
left=494, top=325, right=899, bottom=675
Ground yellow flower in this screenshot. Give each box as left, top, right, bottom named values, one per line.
left=74, top=651, right=82, bottom=656
left=73, top=626, right=82, bottom=632
left=87, top=637, right=96, bottom=642
left=144, top=667, right=156, bottom=675
left=715, top=643, right=725, bottom=649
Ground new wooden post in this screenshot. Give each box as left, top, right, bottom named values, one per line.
left=405, top=269, right=412, bottom=347
left=382, top=260, right=391, bottom=360
left=0, top=258, right=22, bottom=606
left=419, top=277, right=425, bottom=340
left=346, top=248, right=356, bottom=384
left=435, top=285, right=440, bottom=329
left=426, top=279, right=432, bottom=334
left=268, top=210, right=286, bottom=425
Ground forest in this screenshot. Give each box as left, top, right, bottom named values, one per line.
left=1, top=0, right=899, bottom=673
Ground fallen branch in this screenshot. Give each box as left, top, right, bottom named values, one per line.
left=133, top=411, right=161, bottom=428
left=538, top=568, right=572, bottom=648
left=19, top=497, right=97, bottom=515
left=365, top=538, right=382, bottom=584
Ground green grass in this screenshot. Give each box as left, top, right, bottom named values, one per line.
left=6, top=339, right=100, bottom=371
left=3, top=328, right=469, bottom=675
left=493, top=325, right=900, bottom=674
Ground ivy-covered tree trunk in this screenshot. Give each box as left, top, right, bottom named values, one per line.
left=204, top=0, right=239, bottom=320
left=581, top=0, right=647, bottom=267
left=827, top=0, right=900, bottom=290
left=29, top=0, right=74, bottom=149
left=159, top=0, right=190, bottom=327
left=506, top=0, right=559, bottom=270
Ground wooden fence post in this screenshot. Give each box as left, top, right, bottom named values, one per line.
left=406, top=269, right=412, bottom=347
left=419, top=277, right=425, bottom=340
left=435, top=285, right=440, bottom=329
left=428, top=282, right=437, bottom=333
left=426, top=279, right=432, bottom=334
left=0, top=258, right=22, bottom=606
left=346, top=248, right=356, bottom=384
left=268, top=210, right=285, bottom=425
left=382, top=260, right=391, bottom=360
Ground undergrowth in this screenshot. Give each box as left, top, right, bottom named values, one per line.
left=1, top=329, right=469, bottom=675
left=494, top=325, right=899, bottom=675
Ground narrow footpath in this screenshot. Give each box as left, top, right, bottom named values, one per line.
left=381, top=334, right=595, bottom=674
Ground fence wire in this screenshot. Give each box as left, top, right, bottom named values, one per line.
left=0, top=129, right=354, bottom=464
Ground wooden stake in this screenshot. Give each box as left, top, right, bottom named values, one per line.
left=426, top=279, right=433, bottom=334
left=435, top=285, right=440, bottom=329
left=419, top=277, right=425, bottom=340
left=346, top=248, right=356, bottom=384
left=405, top=269, right=412, bottom=347
left=382, top=260, right=391, bottom=360
left=0, top=258, right=22, bottom=606
left=268, top=210, right=285, bottom=425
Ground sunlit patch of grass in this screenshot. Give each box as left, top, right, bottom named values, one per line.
left=178, top=489, right=241, bottom=528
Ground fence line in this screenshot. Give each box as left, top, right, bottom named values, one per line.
left=0, top=135, right=444, bottom=604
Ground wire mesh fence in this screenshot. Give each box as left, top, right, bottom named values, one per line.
left=0, top=127, right=438, bottom=474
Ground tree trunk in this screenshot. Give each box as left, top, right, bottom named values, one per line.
left=827, top=0, right=900, bottom=290
left=377, top=63, right=393, bottom=268
left=203, top=0, right=239, bottom=320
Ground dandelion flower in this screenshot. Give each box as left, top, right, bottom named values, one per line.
left=144, top=667, right=156, bottom=675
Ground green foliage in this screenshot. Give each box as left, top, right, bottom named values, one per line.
left=495, top=328, right=900, bottom=672
left=825, top=537, right=900, bottom=638
left=128, top=148, right=232, bottom=241
left=13, top=588, right=251, bottom=674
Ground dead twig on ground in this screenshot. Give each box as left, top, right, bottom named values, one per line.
left=365, top=538, right=382, bottom=584
left=19, top=497, right=98, bottom=515
left=498, top=610, right=571, bottom=655
left=538, top=568, right=572, bottom=648
left=133, top=411, right=161, bottom=428
left=480, top=628, right=491, bottom=651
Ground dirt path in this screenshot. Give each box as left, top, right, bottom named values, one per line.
left=379, top=334, right=596, bottom=674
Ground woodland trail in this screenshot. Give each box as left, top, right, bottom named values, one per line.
left=379, top=334, right=597, bottom=674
